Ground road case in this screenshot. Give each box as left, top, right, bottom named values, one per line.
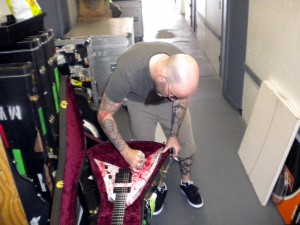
left=0, top=13, right=46, bottom=49
left=0, top=62, right=48, bottom=156
left=56, top=17, right=134, bottom=105
left=35, top=29, right=60, bottom=98
left=28, top=29, right=60, bottom=149
left=113, top=0, right=143, bottom=42
left=0, top=37, right=59, bottom=152
left=0, top=62, right=54, bottom=212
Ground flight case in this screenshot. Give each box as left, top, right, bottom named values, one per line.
left=0, top=13, right=46, bottom=48
left=34, top=29, right=60, bottom=103
left=0, top=36, right=59, bottom=152
left=55, top=17, right=134, bottom=105
left=113, top=0, right=144, bottom=42
left=0, top=62, right=53, bottom=223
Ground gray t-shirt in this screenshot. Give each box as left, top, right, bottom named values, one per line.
left=104, top=42, right=183, bottom=103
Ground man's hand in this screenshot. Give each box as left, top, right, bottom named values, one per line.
left=161, top=136, right=181, bottom=156
left=120, top=146, right=146, bottom=170
left=161, top=99, right=187, bottom=156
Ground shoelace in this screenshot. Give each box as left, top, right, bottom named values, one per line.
left=182, top=182, right=200, bottom=197
left=157, top=189, right=164, bottom=194
left=157, top=187, right=166, bottom=194
left=157, top=183, right=167, bottom=193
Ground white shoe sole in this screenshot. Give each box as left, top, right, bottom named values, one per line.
left=153, top=204, right=164, bottom=215
left=181, top=189, right=204, bottom=208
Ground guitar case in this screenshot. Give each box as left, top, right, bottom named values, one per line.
left=0, top=36, right=59, bottom=154
left=51, top=76, right=171, bottom=225
left=0, top=62, right=55, bottom=205
left=28, top=28, right=61, bottom=150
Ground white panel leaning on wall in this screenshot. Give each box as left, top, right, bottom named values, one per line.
left=238, top=80, right=300, bottom=206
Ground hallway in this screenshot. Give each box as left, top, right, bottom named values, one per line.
left=139, top=0, right=285, bottom=224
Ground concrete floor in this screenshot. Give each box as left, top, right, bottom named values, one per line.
left=130, top=0, right=285, bottom=224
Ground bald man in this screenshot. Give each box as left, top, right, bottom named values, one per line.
left=97, top=42, right=203, bottom=215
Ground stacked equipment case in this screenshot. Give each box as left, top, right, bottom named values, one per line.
left=55, top=17, right=134, bottom=149
left=113, top=0, right=144, bottom=42
left=0, top=14, right=59, bottom=225
left=0, top=30, right=60, bottom=152
left=55, top=17, right=134, bottom=106
left=0, top=63, right=51, bottom=225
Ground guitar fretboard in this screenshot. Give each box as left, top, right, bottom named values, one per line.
left=112, top=168, right=132, bottom=225
left=112, top=192, right=127, bottom=225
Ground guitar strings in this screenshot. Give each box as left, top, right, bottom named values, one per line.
left=112, top=170, right=132, bottom=224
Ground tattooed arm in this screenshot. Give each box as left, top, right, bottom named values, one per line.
left=170, top=99, right=188, bottom=137
left=97, top=93, right=126, bottom=150
left=97, top=94, right=146, bottom=169
left=162, top=98, right=188, bottom=155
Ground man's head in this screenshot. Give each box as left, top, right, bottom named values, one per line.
left=155, top=54, right=200, bottom=101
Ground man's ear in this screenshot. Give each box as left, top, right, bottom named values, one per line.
left=157, top=73, right=167, bottom=83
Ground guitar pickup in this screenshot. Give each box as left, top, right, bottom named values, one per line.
left=113, top=187, right=131, bottom=193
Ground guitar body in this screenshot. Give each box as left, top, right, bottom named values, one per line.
left=86, top=141, right=169, bottom=225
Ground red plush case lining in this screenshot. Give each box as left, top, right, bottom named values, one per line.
left=59, top=79, right=85, bottom=225
left=60, top=78, right=168, bottom=225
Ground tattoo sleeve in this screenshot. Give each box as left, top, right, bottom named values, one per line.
left=169, top=100, right=188, bottom=137
left=178, top=156, right=193, bottom=176
left=98, top=94, right=126, bottom=151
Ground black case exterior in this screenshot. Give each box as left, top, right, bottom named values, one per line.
left=50, top=76, right=67, bottom=225
left=34, top=29, right=60, bottom=101
left=0, top=37, right=59, bottom=153
left=0, top=62, right=52, bottom=223
left=28, top=29, right=60, bottom=150
left=0, top=62, right=48, bottom=156
left=0, top=13, right=46, bottom=48
left=38, top=29, right=61, bottom=98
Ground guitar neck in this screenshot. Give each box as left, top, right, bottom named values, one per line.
left=112, top=192, right=127, bottom=225
left=112, top=168, right=132, bottom=225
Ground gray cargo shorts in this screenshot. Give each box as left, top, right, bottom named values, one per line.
left=126, top=100, right=196, bottom=158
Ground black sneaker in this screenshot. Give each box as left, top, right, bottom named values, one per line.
left=180, top=180, right=203, bottom=208
left=153, top=183, right=167, bottom=215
